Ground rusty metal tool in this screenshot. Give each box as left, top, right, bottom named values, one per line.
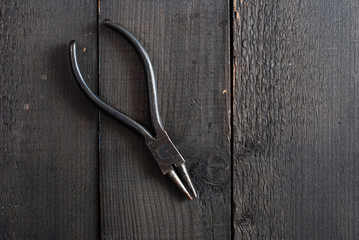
left=69, top=19, right=197, bottom=200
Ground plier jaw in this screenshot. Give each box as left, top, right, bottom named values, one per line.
left=145, top=131, right=197, bottom=200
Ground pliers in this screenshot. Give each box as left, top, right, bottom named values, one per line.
left=69, top=19, right=197, bottom=200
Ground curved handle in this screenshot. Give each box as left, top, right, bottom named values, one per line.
left=69, top=40, right=153, bottom=139
left=103, top=19, right=164, bottom=134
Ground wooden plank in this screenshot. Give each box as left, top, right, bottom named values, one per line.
left=98, top=0, right=231, bottom=239
left=233, top=0, right=359, bottom=239
left=0, top=1, right=99, bottom=239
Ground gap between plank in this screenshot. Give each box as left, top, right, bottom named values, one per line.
left=230, top=0, right=235, bottom=240
left=97, top=0, right=102, bottom=239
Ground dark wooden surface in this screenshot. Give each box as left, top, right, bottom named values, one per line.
left=233, top=0, right=359, bottom=239
left=1, top=0, right=358, bottom=239
left=0, top=0, right=99, bottom=239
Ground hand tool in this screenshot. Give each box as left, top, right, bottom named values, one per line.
left=69, top=19, right=197, bottom=200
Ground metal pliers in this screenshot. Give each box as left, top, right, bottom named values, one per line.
left=69, top=19, right=197, bottom=200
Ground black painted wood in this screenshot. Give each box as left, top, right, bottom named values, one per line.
left=233, top=0, right=359, bottom=239
left=98, top=0, right=231, bottom=239
left=1, top=0, right=359, bottom=239
left=0, top=1, right=99, bottom=239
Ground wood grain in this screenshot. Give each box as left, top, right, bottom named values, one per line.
left=2, top=0, right=359, bottom=239
left=233, top=0, right=359, bottom=239
left=98, top=0, right=231, bottom=239
left=0, top=1, right=99, bottom=238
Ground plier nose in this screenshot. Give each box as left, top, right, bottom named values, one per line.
left=69, top=19, right=197, bottom=200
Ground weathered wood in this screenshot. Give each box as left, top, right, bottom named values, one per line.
left=3, top=0, right=358, bottom=238
left=98, top=0, right=231, bottom=239
left=233, top=0, right=359, bottom=239
left=0, top=1, right=99, bottom=238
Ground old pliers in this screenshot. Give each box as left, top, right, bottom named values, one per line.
left=69, top=19, right=197, bottom=200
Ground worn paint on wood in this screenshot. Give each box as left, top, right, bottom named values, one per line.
left=1, top=0, right=359, bottom=239
left=233, top=0, right=359, bottom=239
left=0, top=1, right=99, bottom=239
left=98, top=0, right=231, bottom=239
